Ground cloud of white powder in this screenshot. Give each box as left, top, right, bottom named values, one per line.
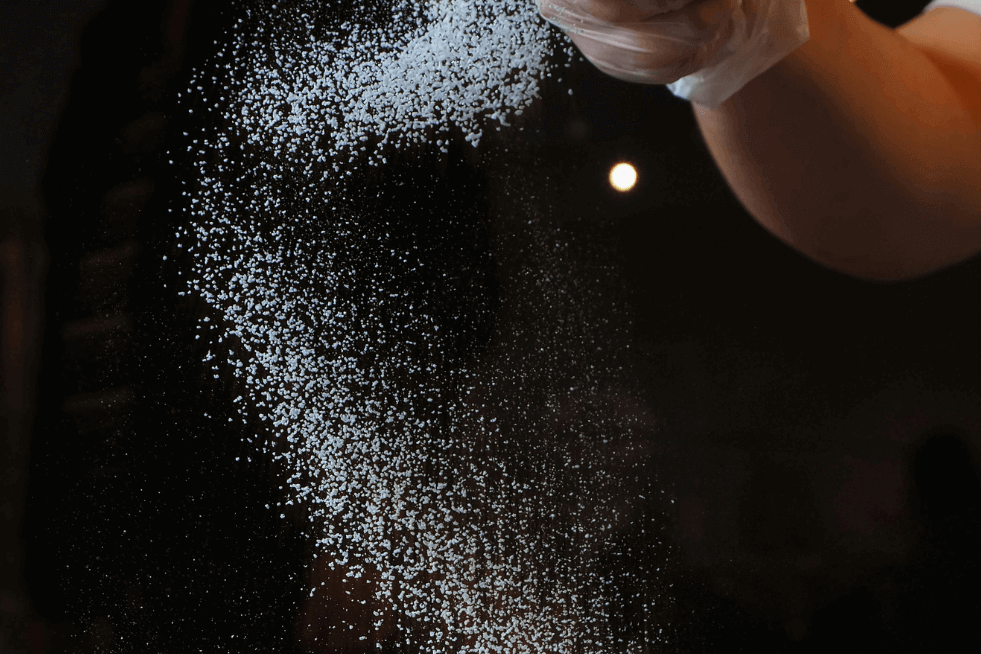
left=176, top=1, right=669, bottom=651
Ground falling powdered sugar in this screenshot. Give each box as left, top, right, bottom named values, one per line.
left=228, top=0, right=556, bottom=169
left=177, top=0, right=670, bottom=652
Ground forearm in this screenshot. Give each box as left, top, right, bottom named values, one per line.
left=693, top=0, right=981, bottom=280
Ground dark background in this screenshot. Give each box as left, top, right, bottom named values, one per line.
left=3, top=0, right=980, bottom=652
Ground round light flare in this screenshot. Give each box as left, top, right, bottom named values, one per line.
left=609, top=162, right=638, bottom=192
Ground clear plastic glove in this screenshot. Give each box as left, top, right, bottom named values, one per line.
left=537, top=0, right=810, bottom=109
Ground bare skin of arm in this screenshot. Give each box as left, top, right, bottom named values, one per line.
left=692, top=0, right=981, bottom=281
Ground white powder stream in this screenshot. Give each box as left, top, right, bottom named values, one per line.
left=178, top=1, right=670, bottom=651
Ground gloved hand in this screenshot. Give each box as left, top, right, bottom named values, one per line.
left=538, top=0, right=744, bottom=84
left=537, top=0, right=810, bottom=109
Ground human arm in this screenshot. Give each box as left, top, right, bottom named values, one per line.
left=692, top=0, right=981, bottom=281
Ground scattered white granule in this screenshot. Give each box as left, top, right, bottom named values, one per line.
left=177, top=1, right=668, bottom=652
left=224, top=0, right=554, bottom=168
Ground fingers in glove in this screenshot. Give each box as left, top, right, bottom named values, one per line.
left=540, top=0, right=742, bottom=85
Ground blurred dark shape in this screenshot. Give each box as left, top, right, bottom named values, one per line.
left=912, top=431, right=981, bottom=524
left=900, top=430, right=981, bottom=650
left=739, top=455, right=823, bottom=554
left=3, top=1, right=108, bottom=652
left=855, top=0, right=935, bottom=28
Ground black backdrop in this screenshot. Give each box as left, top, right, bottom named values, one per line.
left=17, top=0, right=981, bottom=652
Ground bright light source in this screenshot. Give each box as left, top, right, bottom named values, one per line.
left=609, top=162, right=637, bottom=192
